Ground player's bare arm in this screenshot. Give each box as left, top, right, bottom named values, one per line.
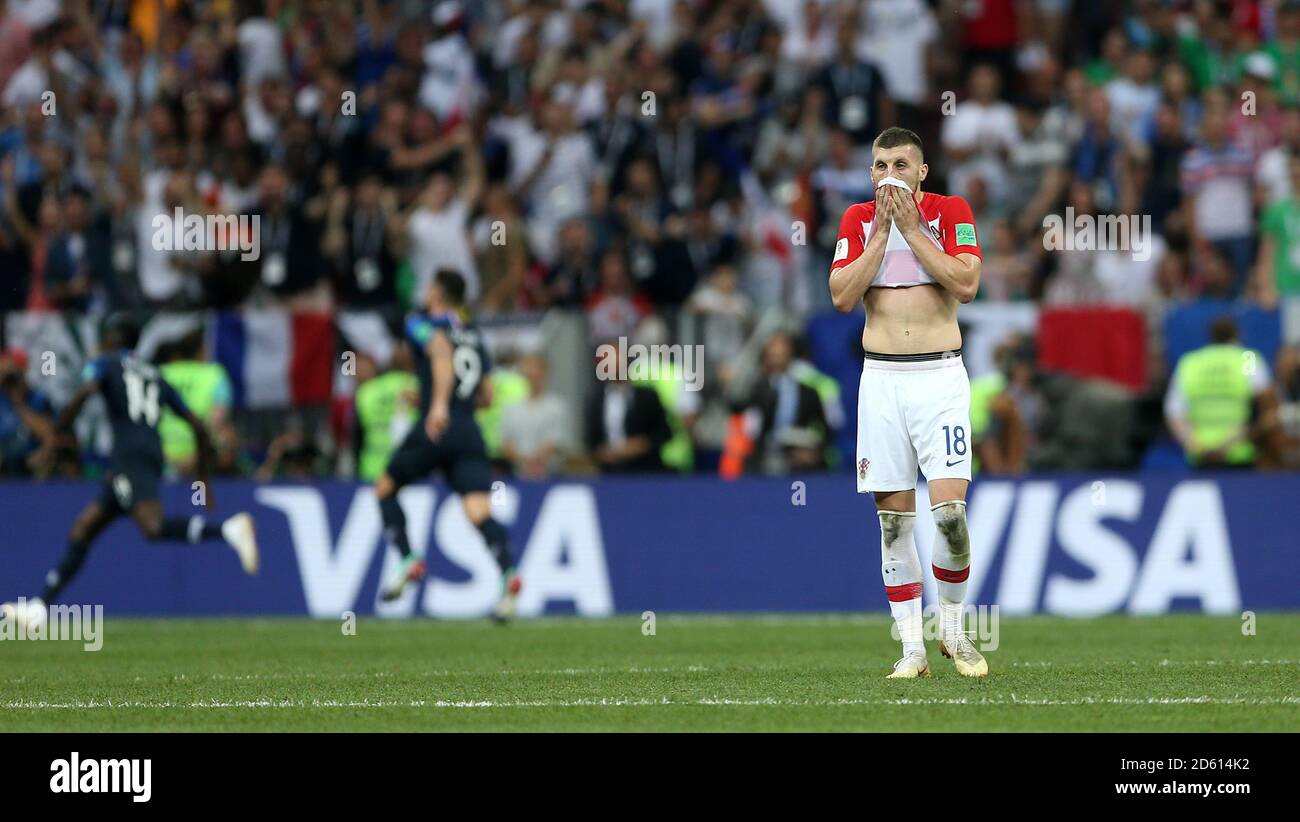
left=52, top=381, right=96, bottom=437
left=30, top=382, right=95, bottom=473
left=426, top=331, right=454, bottom=440
left=829, top=190, right=893, bottom=312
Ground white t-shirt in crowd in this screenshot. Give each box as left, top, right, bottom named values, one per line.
left=1190, top=173, right=1254, bottom=241
left=551, top=78, right=606, bottom=124
left=501, top=394, right=569, bottom=462
left=505, top=125, right=597, bottom=222
left=1256, top=144, right=1293, bottom=205
left=1182, top=143, right=1255, bottom=241
left=419, top=34, right=480, bottom=121
left=242, top=91, right=279, bottom=145
left=1092, top=234, right=1167, bottom=306
left=3, top=50, right=85, bottom=106
left=236, top=17, right=286, bottom=85
left=858, top=0, right=939, bottom=106
left=494, top=8, right=571, bottom=67
left=1106, top=77, right=1160, bottom=145
left=135, top=171, right=184, bottom=302
left=776, top=0, right=835, bottom=66
left=630, top=0, right=677, bottom=49
left=408, top=198, right=480, bottom=303
left=942, top=100, right=1020, bottom=199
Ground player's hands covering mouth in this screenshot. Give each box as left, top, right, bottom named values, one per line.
left=883, top=185, right=919, bottom=235
left=873, top=183, right=896, bottom=232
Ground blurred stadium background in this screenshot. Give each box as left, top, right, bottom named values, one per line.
left=1, top=0, right=1299, bottom=621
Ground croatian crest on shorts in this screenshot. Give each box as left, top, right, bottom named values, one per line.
left=858, top=458, right=869, bottom=480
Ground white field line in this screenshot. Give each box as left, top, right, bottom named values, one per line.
left=5, top=666, right=714, bottom=685
left=121, top=659, right=1300, bottom=680
left=167, top=658, right=1300, bottom=676
left=5, top=659, right=1293, bottom=686
left=3, top=695, right=1298, bottom=710
left=1011, top=659, right=1300, bottom=667
left=164, top=660, right=1300, bottom=680
left=189, top=665, right=711, bottom=681
left=164, top=659, right=1300, bottom=679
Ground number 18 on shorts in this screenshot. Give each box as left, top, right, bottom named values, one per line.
left=855, top=353, right=973, bottom=493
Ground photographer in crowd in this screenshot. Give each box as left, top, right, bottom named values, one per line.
left=0, top=347, right=56, bottom=477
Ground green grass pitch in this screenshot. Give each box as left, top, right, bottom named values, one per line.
left=2, top=614, right=1297, bottom=731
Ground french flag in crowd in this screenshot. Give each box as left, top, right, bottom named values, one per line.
left=211, top=311, right=335, bottom=408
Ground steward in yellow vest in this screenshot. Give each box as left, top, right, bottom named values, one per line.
left=159, top=348, right=234, bottom=474
left=1164, top=317, right=1276, bottom=468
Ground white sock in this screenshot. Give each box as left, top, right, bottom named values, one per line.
left=890, top=597, right=925, bottom=656
left=879, top=510, right=924, bottom=657
left=939, top=597, right=964, bottom=640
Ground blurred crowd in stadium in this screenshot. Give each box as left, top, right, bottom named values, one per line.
left=3, top=0, right=1300, bottom=483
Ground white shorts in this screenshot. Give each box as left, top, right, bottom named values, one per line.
left=855, top=351, right=972, bottom=493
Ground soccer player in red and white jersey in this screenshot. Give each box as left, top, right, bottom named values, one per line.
left=828, top=127, right=987, bottom=678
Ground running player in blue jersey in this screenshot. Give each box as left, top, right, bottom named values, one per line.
left=374, top=270, right=521, bottom=621
left=4, top=316, right=258, bottom=621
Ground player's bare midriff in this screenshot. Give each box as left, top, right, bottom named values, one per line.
left=861, top=282, right=962, bottom=354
